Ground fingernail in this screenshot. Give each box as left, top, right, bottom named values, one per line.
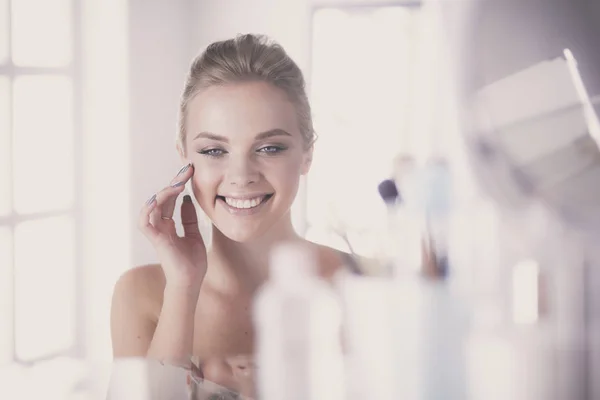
left=145, top=194, right=157, bottom=205
left=176, top=163, right=191, bottom=176
left=171, top=181, right=186, bottom=188
left=183, top=194, right=192, bottom=203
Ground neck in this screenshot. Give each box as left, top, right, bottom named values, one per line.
left=205, top=212, right=302, bottom=293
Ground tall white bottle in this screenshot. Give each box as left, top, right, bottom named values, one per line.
left=392, top=158, right=468, bottom=400
left=253, top=242, right=345, bottom=400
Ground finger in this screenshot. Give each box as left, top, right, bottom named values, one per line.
left=181, top=194, right=201, bottom=238
left=148, top=183, right=188, bottom=229
left=153, top=169, right=192, bottom=215
left=161, top=163, right=194, bottom=219
left=139, top=194, right=160, bottom=243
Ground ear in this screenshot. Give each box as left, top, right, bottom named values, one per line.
left=301, top=145, right=313, bottom=175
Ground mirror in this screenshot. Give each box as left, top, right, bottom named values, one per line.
left=460, top=0, right=600, bottom=230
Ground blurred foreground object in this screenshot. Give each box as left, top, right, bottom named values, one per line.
left=452, top=0, right=600, bottom=398
left=460, top=0, right=600, bottom=231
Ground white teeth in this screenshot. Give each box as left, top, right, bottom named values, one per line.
left=224, top=196, right=265, bottom=209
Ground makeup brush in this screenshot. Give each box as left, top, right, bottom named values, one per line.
left=376, top=179, right=403, bottom=276
left=377, top=175, right=441, bottom=278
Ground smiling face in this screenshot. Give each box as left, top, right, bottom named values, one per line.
left=181, top=81, right=312, bottom=242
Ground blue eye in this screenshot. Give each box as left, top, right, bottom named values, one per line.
left=198, top=148, right=226, bottom=157
left=258, top=145, right=286, bottom=154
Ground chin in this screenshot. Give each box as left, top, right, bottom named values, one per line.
left=215, top=222, right=270, bottom=243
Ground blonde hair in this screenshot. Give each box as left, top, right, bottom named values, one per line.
left=177, top=34, right=315, bottom=152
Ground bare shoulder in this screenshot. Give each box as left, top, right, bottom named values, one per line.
left=304, top=241, right=351, bottom=279
left=305, top=241, right=378, bottom=277
left=111, top=264, right=166, bottom=357
left=112, top=264, right=166, bottom=320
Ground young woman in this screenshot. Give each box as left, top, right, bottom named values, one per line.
left=110, top=34, right=349, bottom=374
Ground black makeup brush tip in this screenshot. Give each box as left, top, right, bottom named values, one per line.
left=378, top=179, right=399, bottom=205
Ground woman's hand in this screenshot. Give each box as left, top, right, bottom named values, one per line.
left=139, top=162, right=207, bottom=291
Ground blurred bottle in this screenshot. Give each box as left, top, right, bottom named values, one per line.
left=382, top=156, right=468, bottom=400
left=253, top=242, right=344, bottom=400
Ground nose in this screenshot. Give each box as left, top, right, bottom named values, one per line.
left=226, top=154, right=260, bottom=187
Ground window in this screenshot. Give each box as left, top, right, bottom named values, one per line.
left=0, top=0, right=80, bottom=365
left=306, top=6, right=422, bottom=256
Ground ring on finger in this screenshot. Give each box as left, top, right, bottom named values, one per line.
left=161, top=216, right=173, bottom=220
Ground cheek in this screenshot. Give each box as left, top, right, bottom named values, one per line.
left=190, top=165, right=221, bottom=202
left=268, top=158, right=303, bottom=190
left=283, top=162, right=303, bottom=180
left=193, top=161, right=222, bottom=185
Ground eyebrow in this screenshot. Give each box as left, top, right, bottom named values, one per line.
left=192, top=128, right=292, bottom=142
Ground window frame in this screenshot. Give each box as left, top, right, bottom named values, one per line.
left=0, top=0, right=84, bottom=365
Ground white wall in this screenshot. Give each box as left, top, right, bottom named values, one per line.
left=128, top=0, right=198, bottom=267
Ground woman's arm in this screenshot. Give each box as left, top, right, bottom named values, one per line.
left=110, top=265, right=201, bottom=368
left=146, top=283, right=200, bottom=367
left=112, top=162, right=207, bottom=366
